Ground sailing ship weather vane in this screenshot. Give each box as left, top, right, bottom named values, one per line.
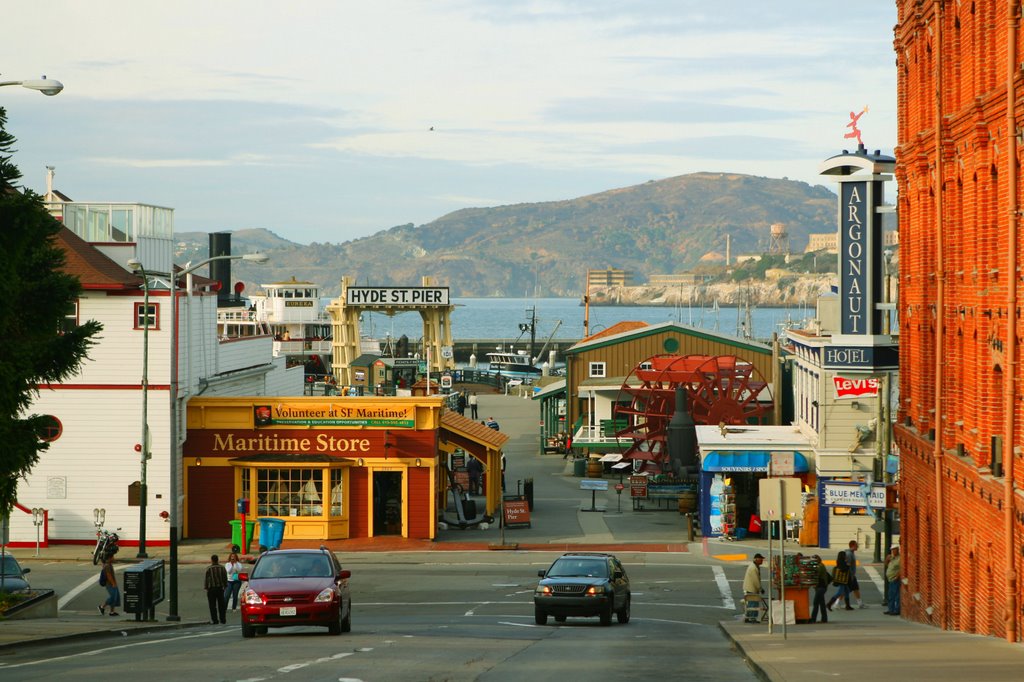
left=844, top=105, right=869, bottom=147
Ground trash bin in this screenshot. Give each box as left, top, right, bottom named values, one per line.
left=573, top=458, right=587, bottom=477
left=229, top=520, right=255, bottom=553
left=257, top=517, right=286, bottom=549
left=462, top=498, right=477, bottom=520
left=523, top=477, right=534, bottom=511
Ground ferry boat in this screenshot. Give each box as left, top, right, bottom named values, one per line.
left=485, top=349, right=543, bottom=378
left=217, top=277, right=379, bottom=376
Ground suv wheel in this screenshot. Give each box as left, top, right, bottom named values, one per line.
left=599, top=601, right=613, bottom=626
left=328, top=611, right=342, bottom=635
left=616, top=595, right=631, bottom=624
left=534, top=607, right=548, bottom=625
left=241, top=621, right=255, bottom=638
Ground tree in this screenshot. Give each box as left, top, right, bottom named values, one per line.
left=0, top=107, right=102, bottom=518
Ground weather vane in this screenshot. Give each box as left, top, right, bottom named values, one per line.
left=844, top=105, right=869, bottom=147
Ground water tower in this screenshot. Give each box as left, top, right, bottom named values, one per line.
left=767, top=222, right=790, bottom=255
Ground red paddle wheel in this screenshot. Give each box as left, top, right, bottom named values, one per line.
left=614, top=355, right=773, bottom=472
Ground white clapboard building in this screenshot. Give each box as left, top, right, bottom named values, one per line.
left=9, top=199, right=301, bottom=549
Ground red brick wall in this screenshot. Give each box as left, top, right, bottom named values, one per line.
left=894, top=0, right=1024, bottom=639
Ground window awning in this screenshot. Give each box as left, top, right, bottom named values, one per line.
left=701, top=451, right=809, bottom=473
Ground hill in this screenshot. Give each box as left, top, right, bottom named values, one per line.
left=177, top=172, right=838, bottom=297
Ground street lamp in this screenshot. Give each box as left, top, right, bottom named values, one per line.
left=166, top=251, right=268, bottom=621
left=126, top=259, right=152, bottom=559
left=0, top=75, right=64, bottom=96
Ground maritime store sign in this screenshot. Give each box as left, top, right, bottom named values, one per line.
left=346, top=286, right=450, bottom=307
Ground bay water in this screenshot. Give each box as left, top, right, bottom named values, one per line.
left=360, top=297, right=814, bottom=345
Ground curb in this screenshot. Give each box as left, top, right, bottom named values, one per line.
left=718, top=622, right=771, bottom=682
left=0, top=620, right=209, bottom=652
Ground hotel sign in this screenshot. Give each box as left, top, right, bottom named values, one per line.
left=822, top=345, right=898, bottom=371
left=346, top=287, right=450, bottom=307
left=254, top=402, right=416, bottom=427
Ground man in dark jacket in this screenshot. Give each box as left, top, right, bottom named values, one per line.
left=204, top=554, right=229, bottom=624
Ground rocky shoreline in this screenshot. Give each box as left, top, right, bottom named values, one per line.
left=588, top=275, right=835, bottom=308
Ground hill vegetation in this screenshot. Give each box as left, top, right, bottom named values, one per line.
left=176, top=172, right=840, bottom=297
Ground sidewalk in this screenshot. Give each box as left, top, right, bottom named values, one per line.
left=4, top=392, right=1024, bottom=679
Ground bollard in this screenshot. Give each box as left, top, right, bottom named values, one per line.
left=686, top=513, right=695, bottom=541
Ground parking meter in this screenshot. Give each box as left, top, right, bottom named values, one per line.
left=31, top=508, right=45, bottom=556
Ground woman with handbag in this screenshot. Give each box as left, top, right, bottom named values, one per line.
left=826, top=550, right=853, bottom=611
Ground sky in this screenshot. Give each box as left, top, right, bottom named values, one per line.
left=3, top=1, right=897, bottom=246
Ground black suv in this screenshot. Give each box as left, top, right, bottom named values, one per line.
left=534, top=552, right=630, bottom=626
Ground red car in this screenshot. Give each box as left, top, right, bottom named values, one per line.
left=239, top=548, right=352, bottom=637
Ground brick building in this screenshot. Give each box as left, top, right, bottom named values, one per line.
left=894, top=1, right=1024, bottom=641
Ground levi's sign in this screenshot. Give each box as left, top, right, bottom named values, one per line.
left=346, top=287, right=450, bottom=307
left=833, top=376, right=880, bottom=399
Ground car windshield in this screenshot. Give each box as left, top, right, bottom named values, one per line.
left=547, top=558, right=608, bottom=578
left=0, top=556, right=23, bottom=575
left=252, top=554, right=334, bottom=579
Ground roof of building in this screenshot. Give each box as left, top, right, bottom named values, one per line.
left=55, top=226, right=140, bottom=290
left=583, top=321, right=650, bottom=342
left=440, top=411, right=509, bottom=450
left=566, top=320, right=771, bottom=355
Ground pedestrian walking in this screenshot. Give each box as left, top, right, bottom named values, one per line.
left=224, top=551, right=244, bottom=611
left=469, top=391, right=479, bottom=419
left=97, top=553, right=120, bottom=616
left=500, top=452, right=506, bottom=492
left=844, top=540, right=867, bottom=608
left=204, top=554, right=229, bottom=624
left=456, top=391, right=467, bottom=416
left=742, top=553, right=765, bottom=623
left=826, top=550, right=853, bottom=611
left=884, top=547, right=901, bottom=615
left=810, top=555, right=830, bottom=623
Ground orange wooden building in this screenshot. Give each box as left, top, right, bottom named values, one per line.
left=183, top=396, right=505, bottom=543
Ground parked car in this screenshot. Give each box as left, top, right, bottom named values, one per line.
left=239, top=548, right=351, bottom=637
left=0, top=554, right=31, bottom=593
left=534, top=552, right=630, bottom=626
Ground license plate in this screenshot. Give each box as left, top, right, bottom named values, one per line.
left=279, top=607, right=297, bottom=616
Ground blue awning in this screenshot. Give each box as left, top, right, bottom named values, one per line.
left=702, top=451, right=809, bottom=473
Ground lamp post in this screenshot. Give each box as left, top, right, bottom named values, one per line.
left=126, top=259, right=151, bottom=558
left=166, top=252, right=268, bottom=621
left=0, top=75, right=63, bottom=96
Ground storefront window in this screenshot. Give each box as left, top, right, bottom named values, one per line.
left=330, top=469, right=343, bottom=516
left=258, top=468, right=322, bottom=517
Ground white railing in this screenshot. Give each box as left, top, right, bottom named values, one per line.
left=273, top=339, right=333, bottom=355
left=572, top=425, right=628, bottom=446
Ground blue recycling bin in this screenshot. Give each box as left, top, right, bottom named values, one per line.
left=257, top=517, right=286, bottom=549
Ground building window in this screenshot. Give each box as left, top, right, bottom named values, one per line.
left=38, top=415, right=63, bottom=442
left=588, top=362, right=606, bottom=378
left=250, top=467, right=344, bottom=518
left=134, top=301, right=159, bottom=330
left=59, top=300, right=79, bottom=334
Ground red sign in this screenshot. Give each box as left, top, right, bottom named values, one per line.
left=503, top=499, right=531, bottom=528
left=615, top=483, right=625, bottom=491
left=630, top=476, right=648, bottom=498
left=833, top=376, right=880, bottom=399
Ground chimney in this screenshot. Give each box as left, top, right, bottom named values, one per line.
left=666, top=386, right=698, bottom=477
left=209, top=232, right=233, bottom=307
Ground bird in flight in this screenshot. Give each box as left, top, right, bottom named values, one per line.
left=429, top=126, right=434, bottom=131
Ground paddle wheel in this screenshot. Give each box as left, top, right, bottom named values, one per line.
left=614, top=355, right=773, bottom=472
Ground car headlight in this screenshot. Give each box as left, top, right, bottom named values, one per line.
left=585, top=586, right=608, bottom=597
left=536, top=585, right=552, bottom=595
left=314, top=587, right=335, bottom=603
left=243, top=589, right=263, bottom=605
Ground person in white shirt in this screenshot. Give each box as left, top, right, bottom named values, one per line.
left=743, top=553, right=765, bottom=623
left=223, top=552, right=244, bottom=610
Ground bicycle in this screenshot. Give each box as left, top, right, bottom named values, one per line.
left=93, top=528, right=121, bottom=565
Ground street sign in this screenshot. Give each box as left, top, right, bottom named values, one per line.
left=770, top=452, right=794, bottom=476
left=758, top=477, right=801, bottom=519
left=440, top=374, right=452, bottom=389
left=580, top=479, right=609, bottom=491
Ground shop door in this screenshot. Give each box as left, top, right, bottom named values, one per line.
left=373, top=470, right=403, bottom=535
left=187, top=466, right=235, bottom=538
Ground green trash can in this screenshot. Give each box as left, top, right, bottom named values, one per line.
left=573, top=458, right=587, bottom=477
left=229, top=519, right=255, bottom=553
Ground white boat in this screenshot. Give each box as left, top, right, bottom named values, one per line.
left=485, top=350, right=543, bottom=378
left=217, top=277, right=379, bottom=375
